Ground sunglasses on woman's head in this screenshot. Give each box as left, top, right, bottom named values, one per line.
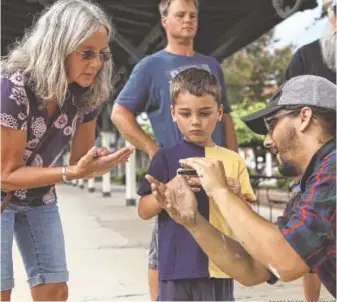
left=76, top=49, right=112, bottom=62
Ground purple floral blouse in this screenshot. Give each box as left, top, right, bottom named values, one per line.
left=1, top=70, right=101, bottom=207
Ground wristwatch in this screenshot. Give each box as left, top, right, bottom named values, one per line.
left=266, top=269, right=279, bottom=285
left=61, top=166, right=69, bottom=182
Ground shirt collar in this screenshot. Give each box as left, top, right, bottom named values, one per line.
left=300, top=138, right=336, bottom=192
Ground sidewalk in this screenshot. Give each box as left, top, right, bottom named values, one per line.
left=11, top=184, right=334, bottom=301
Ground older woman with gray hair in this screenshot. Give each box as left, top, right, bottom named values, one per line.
left=1, top=0, right=133, bottom=300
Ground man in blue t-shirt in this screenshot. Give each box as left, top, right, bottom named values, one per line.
left=111, top=0, right=238, bottom=299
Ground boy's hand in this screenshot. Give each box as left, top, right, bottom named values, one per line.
left=186, top=176, right=201, bottom=192
left=145, top=174, right=199, bottom=227
left=186, top=174, right=246, bottom=199
left=187, top=175, right=241, bottom=195
left=227, top=177, right=241, bottom=195
left=167, top=175, right=201, bottom=193
left=227, top=177, right=247, bottom=201
left=179, top=158, right=228, bottom=199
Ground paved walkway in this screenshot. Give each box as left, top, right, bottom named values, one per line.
left=10, top=184, right=334, bottom=301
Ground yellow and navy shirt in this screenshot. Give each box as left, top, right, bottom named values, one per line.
left=138, top=140, right=255, bottom=281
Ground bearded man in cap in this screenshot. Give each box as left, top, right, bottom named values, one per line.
left=145, top=75, right=336, bottom=299
left=285, top=2, right=336, bottom=298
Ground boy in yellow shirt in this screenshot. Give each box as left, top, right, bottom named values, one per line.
left=137, top=67, right=255, bottom=301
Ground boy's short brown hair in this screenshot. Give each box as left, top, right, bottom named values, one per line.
left=169, top=67, right=222, bottom=106
left=159, top=0, right=199, bottom=17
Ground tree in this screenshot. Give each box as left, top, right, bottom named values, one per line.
left=222, top=30, right=294, bottom=106
left=230, top=101, right=265, bottom=146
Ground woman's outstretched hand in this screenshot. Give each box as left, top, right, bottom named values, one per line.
left=71, top=146, right=133, bottom=179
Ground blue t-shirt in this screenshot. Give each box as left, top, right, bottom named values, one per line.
left=115, top=50, right=231, bottom=148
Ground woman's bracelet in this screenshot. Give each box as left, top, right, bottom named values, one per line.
left=61, top=166, right=69, bottom=182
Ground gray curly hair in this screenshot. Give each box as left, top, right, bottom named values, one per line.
left=2, top=0, right=115, bottom=108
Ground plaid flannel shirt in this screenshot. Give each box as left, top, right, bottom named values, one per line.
left=276, top=139, right=336, bottom=298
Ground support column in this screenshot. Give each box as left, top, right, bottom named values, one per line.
left=125, top=141, right=137, bottom=206
left=101, top=131, right=111, bottom=197
left=78, top=179, right=84, bottom=189
left=266, top=152, right=273, bottom=177
left=116, top=139, right=124, bottom=178
left=88, top=178, right=95, bottom=193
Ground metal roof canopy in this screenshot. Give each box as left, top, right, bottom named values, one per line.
left=1, top=0, right=318, bottom=132
left=2, top=0, right=317, bottom=88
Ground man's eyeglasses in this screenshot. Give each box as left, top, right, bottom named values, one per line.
left=263, top=110, right=297, bottom=133
left=76, top=49, right=112, bottom=62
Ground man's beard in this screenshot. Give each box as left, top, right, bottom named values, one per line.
left=278, top=157, right=299, bottom=177
left=320, top=33, right=336, bottom=72
left=276, top=128, right=301, bottom=177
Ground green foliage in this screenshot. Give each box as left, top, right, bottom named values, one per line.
left=222, top=30, right=294, bottom=106
left=223, top=30, right=294, bottom=146
left=136, top=168, right=147, bottom=179
left=231, top=101, right=266, bottom=146
left=112, top=168, right=147, bottom=185
left=141, top=123, right=155, bottom=140
left=276, top=177, right=292, bottom=192
left=113, top=175, right=124, bottom=185
left=273, top=170, right=294, bottom=192
left=138, top=115, right=156, bottom=140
